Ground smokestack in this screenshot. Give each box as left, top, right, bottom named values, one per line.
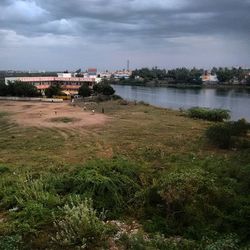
left=127, top=60, right=130, bottom=71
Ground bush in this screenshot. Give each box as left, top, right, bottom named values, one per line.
left=12, top=176, right=61, bottom=232
left=78, top=83, right=91, bottom=97
left=5, top=81, right=39, bottom=97
left=52, top=197, right=109, bottom=248
left=120, top=233, right=197, bottom=250
left=0, top=165, right=10, bottom=174
left=52, top=158, right=143, bottom=216
left=45, top=84, right=62, bottom=98
left=206, top=119, right=249, bottom=149
left=0, top=80, right=8, bottom=96
left=0, top=235, right=22, bottom=250
left=187, top=107, right=230, bottom=122
left=93, top=82, right=115, bottom=96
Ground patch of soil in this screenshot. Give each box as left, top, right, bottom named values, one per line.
left=0, top=100, right=109, bottom=128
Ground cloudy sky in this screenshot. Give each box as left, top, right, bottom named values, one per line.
left=0, top=0, right=249, bottom=71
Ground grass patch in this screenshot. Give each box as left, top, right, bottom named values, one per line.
left=187, top=107, right=230, bottom=121
left=49, top=117, right=80, bottom=123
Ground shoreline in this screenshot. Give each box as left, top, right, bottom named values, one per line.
left=112, top=82, right=250, bottom=89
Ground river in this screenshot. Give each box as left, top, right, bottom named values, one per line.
left=112, top=85, right=250, bottom=121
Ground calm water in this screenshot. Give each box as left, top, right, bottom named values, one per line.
left=112, top=85, right=250, bottom=121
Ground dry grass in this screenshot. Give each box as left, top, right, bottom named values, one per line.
left=0, top=100, right=220, bottom=172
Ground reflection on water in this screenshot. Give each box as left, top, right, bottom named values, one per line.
left=112, top=85, right=250, bottom=121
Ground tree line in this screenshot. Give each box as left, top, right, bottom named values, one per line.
left=119, top=67, right=250, bottom=85
left=0, top=79, right=115, bottom=98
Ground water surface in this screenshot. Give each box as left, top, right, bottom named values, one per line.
left=112, top=85, right=250, bottom=121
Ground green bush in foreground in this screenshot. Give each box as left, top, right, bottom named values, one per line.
left=52, top=158, right=143, bottom=217
left=52, top=197, right=110, bottom=249
left=206, top=119, right=249, bottom=149
left=187, top=107, right=230, bottom=121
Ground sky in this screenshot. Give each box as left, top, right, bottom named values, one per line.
left=0, top=0, right=249, bottom=71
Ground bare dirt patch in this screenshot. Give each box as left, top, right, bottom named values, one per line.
left=0, top=101, right=108, bottom=128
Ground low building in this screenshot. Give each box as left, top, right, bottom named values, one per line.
left=201, top=72, right=218, bottom=84
left=5, top=73, right=95, bottom=95
left=113, top=70, right=132, bottom=79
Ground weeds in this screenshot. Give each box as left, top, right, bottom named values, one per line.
left=52, top=197, right=110, bottom=249
left=187, top=107, right=230, bottom=121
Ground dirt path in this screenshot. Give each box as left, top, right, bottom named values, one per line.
left=0, top=101, right=108, bottom=128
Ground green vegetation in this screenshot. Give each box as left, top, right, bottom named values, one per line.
left=0, top=80, right=39, bottom=97
left=206, top=119, right=250, bottom=149
left=93, top=81, right=115, bottom=95
left=110, top=67, right=250, bottom=87
left=187, top=107, right=230, bottom=121
left=78, top=83, right=91, bottom=97
left=50, top=117, right=79, bottom=123
left=0, top=101, right=249, bottom=249
left=44, top=83, right=62, bottom=97
left=52, top=197, right=111, bottom=248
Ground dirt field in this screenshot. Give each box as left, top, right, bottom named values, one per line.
left=0, top=100, right=108, bottom=128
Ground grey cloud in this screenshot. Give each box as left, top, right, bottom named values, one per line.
left=0, top=0, right=249, bottom=70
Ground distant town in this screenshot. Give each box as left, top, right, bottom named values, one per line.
left=1, top=66, right=250, bottom=98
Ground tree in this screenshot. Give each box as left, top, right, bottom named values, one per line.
left=45, top=84, right=62, bottom=98
left=93, top=82, right=115, bottom=96
left=0, top=80, right=8, bottom=96
left=6, top=81, right=39, bottom=97
left=78, top=83, right=91, bottom=97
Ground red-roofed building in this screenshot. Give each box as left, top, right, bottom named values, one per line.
left=5, top=73, right=95, bottom=95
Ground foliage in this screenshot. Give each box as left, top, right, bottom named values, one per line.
left=206, top=119, right=250, bottom=148
left=52, top=158, right=143, bottom=217
left=131, top=67, right=204, bottom=84
left=156, top=168, right=227, bottom=237
left=93, top=81, right=115, bottom=95
left=0, top=80, right=39, bottom=97
left=213, top=67, right=246, bottom=83
left=0, top=165, right=10, bottom=174
left=78, top=83, right=91, bottom=97
left=45, top=84, right=62, bottom=98
left=0, top=80, right=8, bottom=96
left=187, top=107, right=230, bottom=121
left=52, top=197, right=110, bottom=248
left=11, top=176, right=61, bottom=232
left=50, top=117, right=78, bottom=123
left=0, top=235, right=22, bottom=250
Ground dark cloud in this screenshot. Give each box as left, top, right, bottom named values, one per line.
left=0, top=0, right=249, bottom=70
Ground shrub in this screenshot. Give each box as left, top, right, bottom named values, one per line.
left=93, top=82, right=115, bottom=96
left=45, top=84, right=62, bottom=98
left=112, top=94, right=123, bottom=100
left=12, top=176, right=61, bottom=232
left=78, top=83, right=91, bottom=97
left=156, top=168, right=234, bottom=238
left=52, top=158, right=143, bottom=216
left=120, top=233, right=197, bottom=250
left=206, top=119, right=250, bottom=149
left=0, top=165, right=10, bottom=174
left=0, top=235, right=22, bottom=250
left=52, top=197, right=109, bottom=248
left=187, top=107, right=230, bottom=122
left=206, top=123, right=232, bottom=149
left=5, top=81, right=39, bottom=97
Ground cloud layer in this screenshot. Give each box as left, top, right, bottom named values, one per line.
left=0, top=0, right=249, bottom=70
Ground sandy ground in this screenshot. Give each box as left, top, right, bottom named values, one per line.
left=0, top=100, right=108, bottom=128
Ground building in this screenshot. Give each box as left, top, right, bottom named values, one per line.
left=5, top=73, right=95, bottom=95
left=113, top=70, right=132, bottom=79
left=87, top=68, right=97, bottom=79
left=201, top=71, right=218, bottom=84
